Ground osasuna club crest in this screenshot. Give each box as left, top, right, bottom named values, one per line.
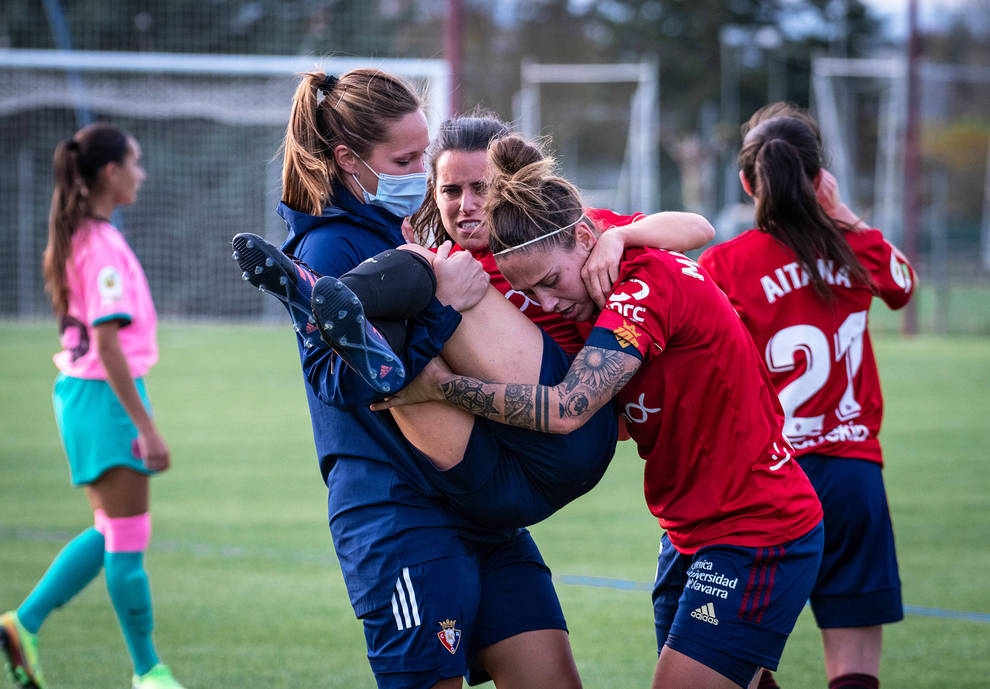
left=437, top=619, right=461, bottom=654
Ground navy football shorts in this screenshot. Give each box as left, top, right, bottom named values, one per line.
left=652, top=521, right=824, bottom=687
left=798, top=454, right=904, bottom=628
left=362, top=529, right=565, bottom=689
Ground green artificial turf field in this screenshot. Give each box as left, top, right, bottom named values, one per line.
left=1, top=322, right=987, bottom=688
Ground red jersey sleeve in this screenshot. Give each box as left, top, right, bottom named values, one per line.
left=591, top=249, right=695, bottom=357
left=847, top=228, right=916, bottom=310
left=585, top=207, right=646, bottom=230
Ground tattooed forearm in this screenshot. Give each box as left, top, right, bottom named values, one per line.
left=436, top=347, right=640, bottom=434
left=504, top=383, right=536, bottom=429
left=562, top=347, right=631, bottom=395
left=560, top=392, right=590, bottom=419
left=612, top=370, right=636, bottom=398
left=440, top=377, right=498, bottom=417
left=533, top=384, right=551, bottom=432
left=440, top=377, right=540, bottom=430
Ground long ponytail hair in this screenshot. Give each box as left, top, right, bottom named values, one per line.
left=280, top=68, right=423, bottom=216
left=43, top=123, right=130, bottom=317
left=738, top=115, right=871, bottom=299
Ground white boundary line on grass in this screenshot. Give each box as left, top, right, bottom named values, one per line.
left=555, top=574, right=990, bottom=624
left=3, top=526, right=988, bottom=625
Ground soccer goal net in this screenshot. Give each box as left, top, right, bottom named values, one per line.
left=515, top=59, right=660, bottom=215
left=811, top=55, right=990, bottom=276
left=812, top=54, right=990, bottom=335
left=0, top=50, right=448, bottom=321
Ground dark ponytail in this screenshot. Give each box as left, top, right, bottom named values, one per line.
left=739, top=116, right=871, bottom=299
left=43, top=123, right=130, bottom=316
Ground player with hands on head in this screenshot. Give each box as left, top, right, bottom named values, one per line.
left=1, top=123, right=185, bottom=689
left=698, top=103, right=916, bottom=689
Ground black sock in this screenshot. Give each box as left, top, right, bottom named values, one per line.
left=757, top=669, right=781, bottom=689
left=828, top=674, right=879, bottom=689
left=340, top=249, right=436, bottom=320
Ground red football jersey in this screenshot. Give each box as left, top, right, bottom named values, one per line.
left=464, top=207, right=643, bottom=357
left=593, top=248, right=823, bottom=554
left=698, top=228, right=915, bottom=465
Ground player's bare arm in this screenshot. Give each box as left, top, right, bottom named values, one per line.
left=373, top=345, right=641, bottom=434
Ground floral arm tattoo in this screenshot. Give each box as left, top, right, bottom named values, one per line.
left=438, top=346, right=641, bottom=433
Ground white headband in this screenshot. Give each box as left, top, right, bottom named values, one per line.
left=494, top=215, right=586, bottom=257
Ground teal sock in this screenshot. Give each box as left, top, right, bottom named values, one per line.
left=17, top=527, right=105, bottom=633
left=105, top=551, right=159, bottom=675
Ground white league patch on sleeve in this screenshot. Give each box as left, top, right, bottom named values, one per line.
left=97, top=266, right=124, bottom=302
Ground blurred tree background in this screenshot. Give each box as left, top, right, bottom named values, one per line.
left=1, top=0, right=989, bottom=331
left=0, top=0, right=891, bottom=215
left=4, top=0, right=987, bottom=211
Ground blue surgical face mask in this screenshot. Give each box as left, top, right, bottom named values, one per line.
left=352, top=156, right=428, bottom=218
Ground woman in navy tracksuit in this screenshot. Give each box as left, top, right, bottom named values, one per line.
left=242, top=68, right=592, bottom=689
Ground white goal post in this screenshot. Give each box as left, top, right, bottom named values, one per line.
left=516, top=59, right=660, bottom=214
left=0, top=49, right=449, bottom=321
left=812, top=56, right=907, bottom=247
left=0, top=50, right=449, bottom=127
left=812, top=54, right=990, bottom=265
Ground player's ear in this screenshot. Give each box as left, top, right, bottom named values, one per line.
left=98, top=160, right=123, bottom=190
left=738, top=170, right=754, bottom=197
left=335, top=145, right=359, bottom=175
left=575, top=219, right=598, bottom=251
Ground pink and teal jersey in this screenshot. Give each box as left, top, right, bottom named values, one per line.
left=53, top=219, right=158, bottom=379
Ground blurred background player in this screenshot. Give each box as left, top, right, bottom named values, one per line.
left=699, top=103, right=916, bottom=689
left=1, top=124, right=185, bottom=689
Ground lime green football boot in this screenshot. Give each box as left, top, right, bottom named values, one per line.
left=132, top=663, right=186, bottom=689
left=0, top=611, right=47, bottom=689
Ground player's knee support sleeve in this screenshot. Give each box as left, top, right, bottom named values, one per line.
left=341, top=248, right=437, bottom=320
left=104, top=512, right=152, bottom=553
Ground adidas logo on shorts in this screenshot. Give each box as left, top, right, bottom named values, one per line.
left=690, top=602, right=719, bottom=626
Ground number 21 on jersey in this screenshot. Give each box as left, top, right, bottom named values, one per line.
left=764, top=311, right=867, bottom=441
